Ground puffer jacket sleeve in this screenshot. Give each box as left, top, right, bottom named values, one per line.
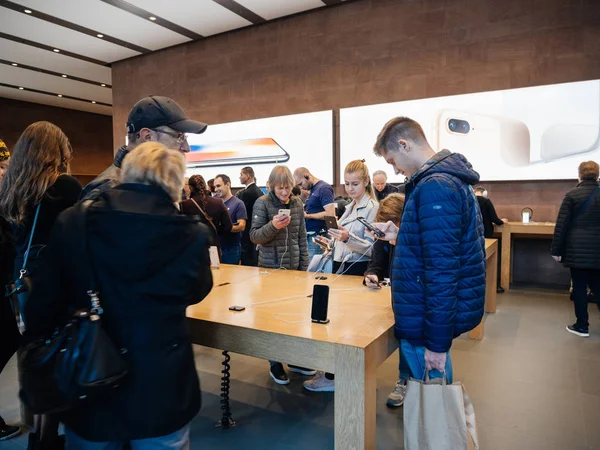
left=418, top=176, right=462, bottom=353
left=297, top=200, right=309, bottom=271
left=250, top=198, right=278, bottom=245
left=551, top=193, right=573, bottom=257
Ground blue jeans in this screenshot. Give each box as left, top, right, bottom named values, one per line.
left=306, top=232, right=324, bottom=262
left=400, top=340, right=453, bottom=383
left=221, top=244, right=241, bottom=265
left=65, top=425, right=189, bottom=450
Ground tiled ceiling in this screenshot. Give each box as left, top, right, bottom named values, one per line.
left=0, top=0, right=347, bottom=116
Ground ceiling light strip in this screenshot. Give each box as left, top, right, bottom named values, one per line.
left=0, top=82, right=112, bottom=107
left=99, top=0, right=203, bottom=40
left=0, top=58, right=112, bottom=88
left=211, top=0, right=266, bottom=25
left=0, top=0, right=150, bottom=53
left=0, top=32, right=110, bottom=67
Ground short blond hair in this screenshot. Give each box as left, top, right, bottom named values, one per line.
left=268, top=165, right=294, bottom=189
left=121, top=142, right=185, bottom=202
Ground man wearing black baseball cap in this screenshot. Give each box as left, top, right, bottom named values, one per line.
left=81, top=96, right=207, bottom=200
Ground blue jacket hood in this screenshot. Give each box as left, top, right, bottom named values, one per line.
left=412, top=150, right=480, bottom=187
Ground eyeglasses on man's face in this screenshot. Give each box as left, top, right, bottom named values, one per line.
left=153, top=128, right=187, bottom=145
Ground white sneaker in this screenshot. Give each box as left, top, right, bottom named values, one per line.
left=303, top=371, right=335, bottom=392
left=386, top=380, right=407, bottom=408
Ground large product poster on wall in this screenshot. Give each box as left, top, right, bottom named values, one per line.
left=186, top=110, right=333, bottom=187
left=340, top=80, right=600, bottom=181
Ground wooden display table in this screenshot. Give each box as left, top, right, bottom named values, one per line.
left=498, top=222, right=556, bottom=291
left=187, top=265, right=396, bottom=450
left=469, top=239, right=498, bottom=340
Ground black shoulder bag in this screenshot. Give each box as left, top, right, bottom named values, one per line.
left=5, top=203, right=41, bottom=334
left=19, top=202, right=128, bottom=414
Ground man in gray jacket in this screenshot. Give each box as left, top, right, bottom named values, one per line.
left=81, top=96, right=207, bottom=200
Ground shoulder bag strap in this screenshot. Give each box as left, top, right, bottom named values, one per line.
left=190, top=198, right=218, bottom=234
left=574, top=187, right=600, bottom=222
left=20, top=203, right=42, bottom=277
left=79, top=201, right=102, bottom=312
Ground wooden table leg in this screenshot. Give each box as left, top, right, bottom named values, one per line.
left=334, top=345, right=376, bottom=450
left=469, top=320, right=484, bottom=340
left=486, top=250, right=498, bottom=313
left=500, top=225, right=511, bottom=291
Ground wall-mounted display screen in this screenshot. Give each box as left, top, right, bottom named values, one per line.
left=340, top=80, right=600, bottom=181
left=186, top=111, right=333, bottom=187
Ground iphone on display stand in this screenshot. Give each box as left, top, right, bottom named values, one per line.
left=186, top=138, right=290, bottom=168
left=435, top=110, right=531, bottom=170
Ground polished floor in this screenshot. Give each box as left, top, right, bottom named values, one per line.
left=1, top=289, right=599, bottom=449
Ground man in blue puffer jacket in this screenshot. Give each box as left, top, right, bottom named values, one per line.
left=373, top=117, right=485, bottom=390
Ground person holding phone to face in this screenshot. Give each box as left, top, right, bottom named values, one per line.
left=249, top=166, right=313, bottom=385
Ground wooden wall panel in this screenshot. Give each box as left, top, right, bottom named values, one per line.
left=0, top=97, right=113, bottom=177
left=111, top=0, right=600, bottom=222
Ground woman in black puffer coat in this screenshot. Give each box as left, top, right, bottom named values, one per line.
left=551, top=161, right=600, bottom=337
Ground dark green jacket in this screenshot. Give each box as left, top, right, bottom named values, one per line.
left=250, top=191, right=308, bottom=271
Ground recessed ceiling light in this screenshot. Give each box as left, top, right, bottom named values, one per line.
left=91, top=101, right=96, bottom=104
left=57, top=94, right=63, bottom=97
left=100, top=83, right=106, bottom=87
left=97, top=34, right=103, bottom=38
left=24, top=9, right=32, bottom=14
left=61, top=74, right=67, bottom=78
left=53, top=49, right=60, bottom=53
left=18, top=87, right=24, bottom=90
left=149, top=16, right=156, bottom=21
left=11, top=63, right=18, bottom=66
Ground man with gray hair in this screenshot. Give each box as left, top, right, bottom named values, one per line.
left=372, top=170, right=399, bottom=201
left=81, top=96, right=207, bottom=200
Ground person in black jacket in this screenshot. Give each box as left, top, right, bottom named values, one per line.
left=0, top=122, right=82, bottom=449
left=236, top=166, right=264, bottom=266
left=362, top=193, right=408, bottom=408
left=0, top=141, right=21, bottom=442
left=551, top=161, right=600, bottom=338
left=24, top=143, right=213, bottom=449
left=80, top=96, right=208, bottom=201
left=180, top=174, right=233, bottom=251
left=474, top=186, right=507, bottom=238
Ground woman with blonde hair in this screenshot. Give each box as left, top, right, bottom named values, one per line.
left=250, top=165, right=311, bottom=385
left=314, top=159, right=379, bottom=277
left=0, top=122, right=81, bottom=449
left=24, top=142, right=213, bottom=449
left=305, top=160, right=379, bottom=393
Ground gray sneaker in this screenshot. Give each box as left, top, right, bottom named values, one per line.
left=386, top=380, right=407, bottom=408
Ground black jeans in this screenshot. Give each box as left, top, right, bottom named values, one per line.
left=570, top=268, right=600, bottom=329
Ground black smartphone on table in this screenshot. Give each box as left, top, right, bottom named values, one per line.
left=311, top=284, right=330, bottom=324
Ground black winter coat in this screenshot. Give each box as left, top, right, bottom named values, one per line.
left=25, top=183, right=213, bottom=442
left=476, top=196, right=504, bottom=239
left=551, top=180, right=600, bottom=269
left=364, top=239, right=394, bottom=281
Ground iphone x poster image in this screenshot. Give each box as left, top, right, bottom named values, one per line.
left=186, top=111, right=334, bottom=188
left=340, top=79, right=600, bottom=182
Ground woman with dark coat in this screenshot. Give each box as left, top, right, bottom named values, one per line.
left=0, top=141, right=21, bottom=442
left=24, top=143, right=213, bottom=449
left=551, top=160, right=600, bottom=338
left=180, top=174, right=232, bottom=249
left=0, top=123, right=82, bottom=449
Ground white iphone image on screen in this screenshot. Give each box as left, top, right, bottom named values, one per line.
left=435, top=110, right=531, bottom=178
